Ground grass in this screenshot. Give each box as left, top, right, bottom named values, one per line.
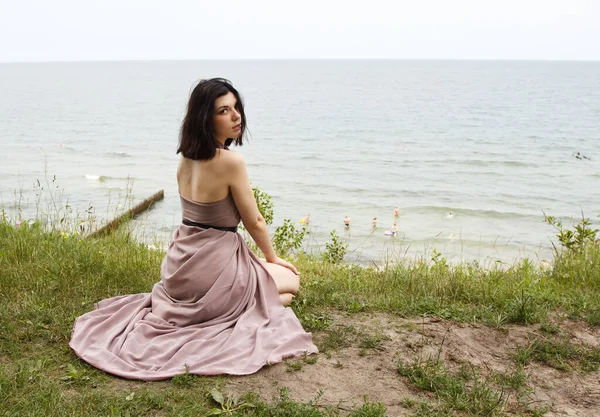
left=396, top=359, right=506, bottom=416
left=285, top=352, right=318, bottom=373
left=317, top=325, right=357, bottom=353
left=1, top=204, right=600, bottom=415
left=515, top=336, right=600, bottom=372
left=292, top=242, right=600, bottom=327
left=396, top=358, right=555, bottom=416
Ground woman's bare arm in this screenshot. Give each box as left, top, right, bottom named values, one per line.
left=227, top=152, right=277, bottom=261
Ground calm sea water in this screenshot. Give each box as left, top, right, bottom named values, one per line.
left=1, top=60, right=599, bottom=265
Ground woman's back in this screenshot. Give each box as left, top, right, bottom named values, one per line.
left=177, top=150, right=232, bottom=203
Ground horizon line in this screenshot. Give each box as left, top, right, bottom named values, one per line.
left=1, top=57, right=600, bottom=64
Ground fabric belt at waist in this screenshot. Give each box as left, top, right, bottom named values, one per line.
left=182, top=219, right=238, bottom=233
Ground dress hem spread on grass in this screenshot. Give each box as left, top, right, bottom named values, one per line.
left=69, top=194, right=317, bottom=381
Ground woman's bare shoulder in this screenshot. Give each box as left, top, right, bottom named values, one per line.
left=218, top=149, right=246, bottom=167
left=177, top=156, right=191, bottom=173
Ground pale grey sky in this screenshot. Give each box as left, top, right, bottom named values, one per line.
left=1, top=0, right=599, bottom=62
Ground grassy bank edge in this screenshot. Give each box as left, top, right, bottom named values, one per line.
left=1, top=217, right=599, bottom=416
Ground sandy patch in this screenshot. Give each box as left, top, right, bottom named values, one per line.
left=225, top=312, right=600, bottom=416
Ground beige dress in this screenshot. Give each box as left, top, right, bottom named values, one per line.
left=69, top=194, right=318, bottom=380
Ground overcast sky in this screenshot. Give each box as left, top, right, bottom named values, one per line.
left=1, top=0, right=599, bottom=62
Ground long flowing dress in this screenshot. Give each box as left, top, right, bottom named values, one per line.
left=69, top=193, right=318, bottom=380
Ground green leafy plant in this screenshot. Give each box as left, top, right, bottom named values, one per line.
left=205, top=388, right=255, bottom=415
left=60, top=363, right=91, bottom=383
left=544, top=212, right=598, bottom=255
left=172, top=364, right=198, bottom=387
left=273, top=218, right=307, bottom=257
left=322, top=230, right=348, bottom=264
left=430, top=249, right=449, bottom=269
left=242, top=187, right=307, bottom=258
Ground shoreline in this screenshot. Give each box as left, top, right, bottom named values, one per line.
left=0, top=198, right=561, bottom=269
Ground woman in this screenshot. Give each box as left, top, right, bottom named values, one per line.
left=69, top=78, right=318, bottom=380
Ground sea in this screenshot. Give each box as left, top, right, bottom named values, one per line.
left=1, top=60, right=599, bottom=266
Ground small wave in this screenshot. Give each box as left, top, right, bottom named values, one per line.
left=403, top=205, right=537, bottom=220
left=494, top=192, right=558, bottom=204
left=460, top=159, right=534, bottom=168
left=295, top=152, right=323, bottom=160
left=503, top=161, right=529, bottom=167
left=469, top=151, right=514, bottom=159
left=314, top=184, right=373, bottom=195
left=247, top=162, right=286, bottom=169
left=85, top=175, right=135, bottom=182
left=104, top=152, right=132, bottom=158
left=461, top=160, right=490, bottom=167
left=59, top=145, right=78, bottom=152
left=374, top=190, right=431, bottom=200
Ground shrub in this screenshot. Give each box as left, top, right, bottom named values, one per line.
left=322, top=230, right=348, bottom=264
left=272, top=219, right=307, bottom=258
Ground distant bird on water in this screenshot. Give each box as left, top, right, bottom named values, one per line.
left=574, top=152, right=591, bottom=160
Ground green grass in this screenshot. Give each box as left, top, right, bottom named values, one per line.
left=396, top=359, right=554, bottom=417
left=292, top=242, right=600, bottom=326
left=396, top=359, right=506, bottom=416
left=317, top=324, right=357, bottom=353
left=285, top=354, right=317, bottom=373
left=493, top=366, right=528, bottom=391
left=515, top=336, right=600, bottom=372
left=1, top=213, right=600, bottom=415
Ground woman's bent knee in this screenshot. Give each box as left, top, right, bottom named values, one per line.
left=279, top=293, right=294, bottom=306
left=264, top=263, right=300, bottom=295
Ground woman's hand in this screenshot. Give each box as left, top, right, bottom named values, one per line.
left=271, top=256, right=299, bottom=276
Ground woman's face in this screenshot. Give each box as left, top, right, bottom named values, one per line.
left=212, top=92, right=242, bottom=144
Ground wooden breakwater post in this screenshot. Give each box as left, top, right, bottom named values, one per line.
left=88, top=190, right=165, bottom=238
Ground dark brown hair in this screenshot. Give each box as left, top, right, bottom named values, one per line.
left=177, top=78, right=246, bottom=160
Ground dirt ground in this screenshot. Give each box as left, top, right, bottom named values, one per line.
left=225, top=312, right=600, bottom=416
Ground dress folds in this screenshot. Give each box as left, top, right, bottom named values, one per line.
left=69, top=194, right=317, bottom=380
